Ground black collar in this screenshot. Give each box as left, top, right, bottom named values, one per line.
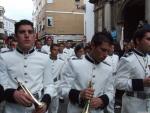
left=16, top=47, right=35, bottom=55
left=133, top=49, right=147, bottom=57
left=85, top=53, right=100, bottom=65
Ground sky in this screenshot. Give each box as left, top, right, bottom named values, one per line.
left=1, top=0, right=33, bottom=21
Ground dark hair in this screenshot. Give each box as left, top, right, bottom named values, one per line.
left=58, top=43, right=64, bottom=46
left=74, top=43, right=84, bottom=53
left=133, top=27, right=150, bottom=45
left=50, top=43, right=58, bottom=50
left=91, top=32, right=113, bottom=46
left=15, top=19, right=34, bottom=34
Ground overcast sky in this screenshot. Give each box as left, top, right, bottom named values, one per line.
left=1, top=0, right=33, bottom=21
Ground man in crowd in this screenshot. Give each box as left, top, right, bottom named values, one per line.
left=63, top=40, right=74, bottom=58
left=71, top=43, right=84, bottom=59
left=59, top=32, right=114, bottom=113
left=41, top=37, right=53, bottom=54
left=57, top=43, right=68, bottom=61
left=115, top=27, right=150, bottom=113
left=35, top=40, right=42, bottom=52
left=104, top=42, right=119, bottom=113
left=0, top=19, right=56, bottom=113
left=48, top=44, right=65, bottom=113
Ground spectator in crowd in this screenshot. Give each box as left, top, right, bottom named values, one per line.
left=35, top=40, right=42, bottom=52
left=111, top=27, right=117, bottom=42
left=41, top=37, right=53, bottom=54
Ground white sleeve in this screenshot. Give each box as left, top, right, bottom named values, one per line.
left=0, top=55, right=9, bottom=89
left=104, top=72, right=115, bottom=103
left=115, top=58, right=133, bottom=91
left=58, top=60, right=76, bottom=98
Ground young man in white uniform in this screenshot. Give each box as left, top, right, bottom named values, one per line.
left=115, top=27, right=150, bottom=113
left=48, top=44, right=65, bottom=113
left=60, top=32, right=115, bottom=113
left=0, top=20, right=56, bottom=113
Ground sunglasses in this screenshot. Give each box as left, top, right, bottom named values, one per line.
left=18, top=30, right=34, bottom=34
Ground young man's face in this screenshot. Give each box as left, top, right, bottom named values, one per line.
left=51, top=46, right=59, bottom=57
left=16, top=25, right=35, bottom=51
left=46, top=39, right=52, bottom=46
left=35, top=41, right=42, bottom=49
left=91, top=42, right=111, bottom=62
left=59, top=44, right=65, bottom=53
left=76, top=48, right=84, bottom=58
left=137, top=32, right=150, bottom=53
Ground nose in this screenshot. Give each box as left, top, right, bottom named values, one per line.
left=24, top=32, right=29, bottom=38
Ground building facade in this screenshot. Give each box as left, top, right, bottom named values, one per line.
left=0, top=5, right=5, bottom=43
left=90, top=0, right=150, bottom=42
left=4, top=17, right=15, bottom=36
left=32, top=0, right=84, bottom=43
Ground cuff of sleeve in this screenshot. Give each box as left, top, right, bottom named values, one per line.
left=0, top=85, right=4, bottom=102
left=132, top=79, right=144, bottom=91
left=41, top=94, right=51, bottom=110
left=4, top=89, right=17, bottom=103
left=69, top=89, right=80, bottom=104
left=98, top=94, right=109, bottom=109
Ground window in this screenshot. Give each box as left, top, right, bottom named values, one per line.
left=47, top=17, right=53, bottom=27
left=47, top=0, right=53, bottom=3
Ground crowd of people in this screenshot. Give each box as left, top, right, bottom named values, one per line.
left=0, top=19, right=149, bottom=113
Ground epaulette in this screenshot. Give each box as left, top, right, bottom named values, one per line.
left=123, top=52, right=133, bottom=57
left=102, top=61, right=111, bottom=66
left=37, top=51, right=48, bottom=54
left=58, top=58, right=64, bottom=61
left=72, top=57, right=79, bottom=60
left=1, top=49, right=13, bottom=53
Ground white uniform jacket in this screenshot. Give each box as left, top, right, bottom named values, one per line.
left=0, top=48, right=57, bottom=113
left=60, top=54, right=114, bottom=113
left=115, top=49, right=150, bottom=113
left=105, top=54, right=119, bottom=74
left=57, top=52, right=68, bottom=62
left=48, top=58, right=65, bottom=113
left=104, top=54, right=119, bottom=113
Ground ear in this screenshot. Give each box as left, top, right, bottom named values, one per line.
left=90, top=42, right=95, bottom=49
left=135, top=38, right=140, bottom=45
left=14, top=34, right=18, bottom=41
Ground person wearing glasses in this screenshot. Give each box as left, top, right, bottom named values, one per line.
left=115, top=27, right=150, bottom=113
left=0, top=19, right=56, bottom=113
